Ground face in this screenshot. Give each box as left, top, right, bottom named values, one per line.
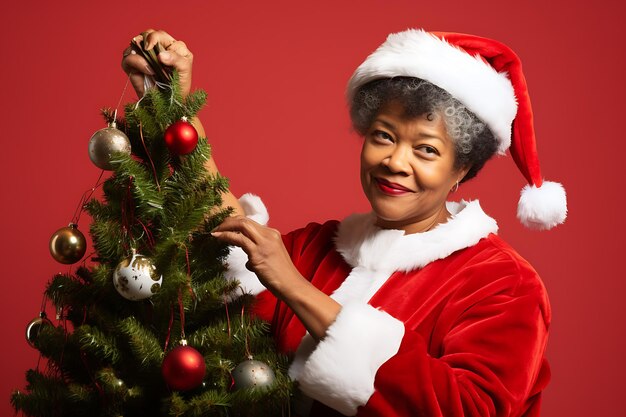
left=360, top=101, right=469, bottom=234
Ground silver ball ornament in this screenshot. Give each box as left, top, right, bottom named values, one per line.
left=232, top=359, right=276, bottom=390
left=88, top=122, right=131, bottom=170
left=113, top=252, right=162, bottom=301
left=25, top=313, right=53, bottom=348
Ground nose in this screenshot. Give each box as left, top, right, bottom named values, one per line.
left=382, top=144, right=411, bottom=175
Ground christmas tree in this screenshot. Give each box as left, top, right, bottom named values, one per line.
left=11, top=68, right=293, bottom=416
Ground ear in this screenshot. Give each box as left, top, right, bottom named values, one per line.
left=456, top=164, right=471, bottom=184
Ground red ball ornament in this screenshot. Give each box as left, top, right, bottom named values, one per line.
left=161, top=343, right=206, bottom=391
left=164, top=117, right=198, bottom=155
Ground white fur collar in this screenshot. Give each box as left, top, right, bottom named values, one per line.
left=334, top=200, right=498, bottom=272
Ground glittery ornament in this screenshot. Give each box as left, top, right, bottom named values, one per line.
left=161, top=341, right=206, bottom=391
left=164, top=117, right=198, bottom=155
left=88, top=121, right=131, bottom=170
left=113, top=252, right=162, bottom=300
left=232, top=359, right=276, bottom=390
left=49, top=224, right=87, bottom=264
left=25, top=312, right=53, bottom=348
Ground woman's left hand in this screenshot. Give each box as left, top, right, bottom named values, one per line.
left=211, top=216, right=300, bottom=297
left=211, top=216, right=342, bottom=340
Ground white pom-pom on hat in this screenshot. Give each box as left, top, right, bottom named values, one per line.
left=347, top=29, right=568, bottom=230
left=518, top=181, right=567, bottom=230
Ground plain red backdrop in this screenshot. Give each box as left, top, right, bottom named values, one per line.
left=1, top=1, right=624, bottom=416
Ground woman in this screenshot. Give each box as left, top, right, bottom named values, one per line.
left=123, top=29, right=567, bottom=417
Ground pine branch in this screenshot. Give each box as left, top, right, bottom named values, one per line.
left=11, top=370, right=69, bottom=417
left=185, top=390, right=232, bottom=416
left=75, top=325, right=121, bottom=365
left=118, top=316, right=163, bottom=369
left=110, top=153, right=164, bottom=219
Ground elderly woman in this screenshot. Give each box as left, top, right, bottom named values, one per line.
left=123, top=29, right=566, bottom=417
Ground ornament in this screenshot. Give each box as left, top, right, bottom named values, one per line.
left=161, top=341, right=206, bottom=391
left=49, top=224, right=87, bottom=264
left=164, top=117, right=198, bottom=155
left=113, top=252, right=162, bottom=301
left=88, top=121, right=131, bottom=170
left=25, top=312, right=53, bottom=348
left=232, top=359, right=276, bottom=390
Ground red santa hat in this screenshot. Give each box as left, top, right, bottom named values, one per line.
left=347, top=29, right=567, bottom=230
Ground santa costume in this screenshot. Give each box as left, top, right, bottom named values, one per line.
left=225, top=29, right=567, bottom=417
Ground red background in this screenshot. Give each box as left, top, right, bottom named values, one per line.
left=1, top=1, right=624, bottom=416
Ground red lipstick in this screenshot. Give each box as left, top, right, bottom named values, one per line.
left=375, top=178, right=414, bottom=195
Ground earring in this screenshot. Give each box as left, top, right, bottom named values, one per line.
left=451, top=181, right=459, bottom=193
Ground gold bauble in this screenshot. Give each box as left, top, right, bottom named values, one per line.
left=49, top=224, right=87, bottom=264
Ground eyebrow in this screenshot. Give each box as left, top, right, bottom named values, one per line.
left=374, top=118, right=445, bottom=143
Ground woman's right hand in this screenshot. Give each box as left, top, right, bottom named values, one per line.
left=121, top=29, right=194, bottom=99
left=121, top=29, right=244, bottom=217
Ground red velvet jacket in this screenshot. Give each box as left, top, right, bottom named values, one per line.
left=225, top=196, right=551, bottom=417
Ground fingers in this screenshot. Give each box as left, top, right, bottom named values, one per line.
left=142, top=29, right=175, bottom=51
left=211, top=230, right=255, bottom=252
left=122, top=29, right=193, bottom=98
left=158, top=40, right=193, bottom=97
left=212, top=216, right=263, bottom=244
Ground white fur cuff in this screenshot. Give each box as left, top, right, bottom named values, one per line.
left=222, top=193, right=269, bottom=296
left=289, top=303, right=405, bottom=416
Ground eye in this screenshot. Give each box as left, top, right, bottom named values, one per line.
left=415, top=145, right=440, bottom=157
left=371, top=130, right=393, bottom=143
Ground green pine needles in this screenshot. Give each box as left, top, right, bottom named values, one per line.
left=12, top=74, right=294, bottom=417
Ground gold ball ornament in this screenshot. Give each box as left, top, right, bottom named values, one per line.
left=25, top=313, right=53, bottom=348
left=232, top=359, right=276, bottom=390
left=49, top=224, right=87, bottom=264
left=88, top=121, right=131, bottom=170
left=113, top=252, right=163, bottom=301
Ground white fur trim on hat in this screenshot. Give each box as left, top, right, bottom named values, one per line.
left=289, top=303, right=405, bottom=416
left=517, top=181, right=567, bottom=230
left=347, top=29, right=517, bottom=154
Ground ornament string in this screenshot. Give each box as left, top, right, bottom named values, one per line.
left=178, top=289, right=186, bottom=340
left=80, top=351, right=104, bottom=398
left=138, top=121, right=161, bottom=192
left=153, top=80, right=184, bottom=109
left=164, top=306, right=174, bottom=352
left=182, top=244, right=196, bottom=300
left=240, top=289, right=252, bottom=358
left=114, top=73, right=132, bottom=116
left=71, top=171, right=105, bottom=226
left=120, top=176, right=134, bottom=252
left=223, top=293, right=232, bottom=341
left=135, top=218, right=155, bottom=248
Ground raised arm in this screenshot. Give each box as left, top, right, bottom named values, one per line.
left=121, top=29, right=244, bottom=216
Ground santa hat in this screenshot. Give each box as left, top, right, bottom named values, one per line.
left=347, top=29, right=567, bottom=230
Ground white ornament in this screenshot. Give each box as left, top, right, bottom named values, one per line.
left=113, top=253, right=162, bottom=300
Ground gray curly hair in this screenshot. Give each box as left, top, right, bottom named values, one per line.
left=350, top=77, right=499, bottom=182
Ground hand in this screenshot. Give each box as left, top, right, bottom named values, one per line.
left=211, top=216, right=299, bottom=296
left=211, top=216, right=342, bottom=340
left=121, top=29, right=194, bottom=98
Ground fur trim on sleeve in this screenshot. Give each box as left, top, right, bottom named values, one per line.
left=289, top=303, right=405, bottom=416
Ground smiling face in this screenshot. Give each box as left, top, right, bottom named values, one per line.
left=360, top=101, right=469, bottom=234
